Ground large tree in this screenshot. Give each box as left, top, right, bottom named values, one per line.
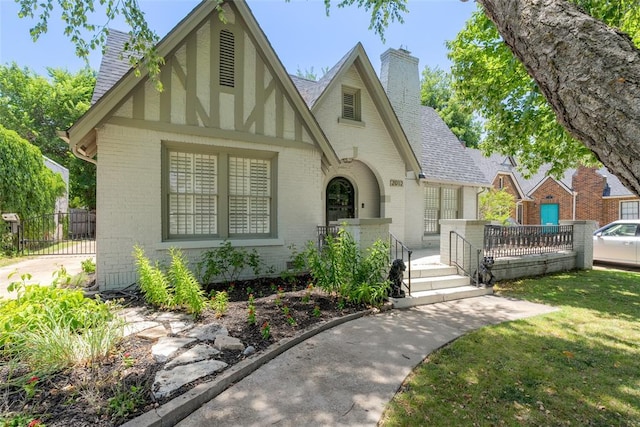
left=0, top=64, right=97, bottom=208
left=476, top=0, right=640, bottom=196
left=0, top=126, right=66, bottom=220
left=11, top=0, right=640, bottom=194
left=420, top=65, right=482, bottom=148
left=449, top=0, right=640, bottom=185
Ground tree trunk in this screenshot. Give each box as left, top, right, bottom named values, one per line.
left=478, top=0, right=640, bottom=196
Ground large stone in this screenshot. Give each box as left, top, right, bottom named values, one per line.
left=165, top=344, right=220, bottom=369
left=214, top=335, right=244, bottom=351
left=123, top=321, right=161, bottom=337
left=153, top=359, right=228, bottom=399
left=136, top=325, right=169, bottom=342
left=185, top=324, right=228, bottom=341
left=152, top=337, right=196, bottom=362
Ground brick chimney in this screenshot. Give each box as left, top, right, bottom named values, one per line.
left=379, top=48, right=422, bottom=165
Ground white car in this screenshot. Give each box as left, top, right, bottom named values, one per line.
left=593, top=220, right=640, bottom=266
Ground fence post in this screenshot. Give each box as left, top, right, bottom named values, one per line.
left=559, top=220, right=597, bottom=269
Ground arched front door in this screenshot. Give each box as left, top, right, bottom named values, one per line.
left=326, top=177, right=355, bottom=225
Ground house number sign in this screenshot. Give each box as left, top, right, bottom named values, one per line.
left=390, top=179, right=403, bottom=187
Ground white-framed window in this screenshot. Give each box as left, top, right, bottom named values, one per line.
left=342, top=86, right=361, bottom=121
left=163, top=145, right=275, bottom=240
left=167, top=151, right=218, bottom=237
left=229, top=157, right=271, bottom=235
left=424, top=186, right=460, bottom=234
left=620, top=200, right=640, bottom=219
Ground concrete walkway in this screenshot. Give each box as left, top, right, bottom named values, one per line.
left=0, top=254, right=94, bottom=298
left=172, top=295, right=557, bottom=427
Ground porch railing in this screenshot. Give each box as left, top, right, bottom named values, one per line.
left=450, top=231, right=481, bottom=286
left=389, top=233, right=412, bottom=296
left=484, top=224, right=573, bottom=258
left=317, top=225, right=339, bottom=250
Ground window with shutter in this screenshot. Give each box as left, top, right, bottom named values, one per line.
left=342, top=87, right=361, bottom=121
left=229, top=157, right=271, bottom=235
left=163, top=146, right=275, bottom=240
left=423, top=186, right=460, bottom=234
left=219, top=29, right=235, bottom=88
left=168, top=151, right=218, bottom=237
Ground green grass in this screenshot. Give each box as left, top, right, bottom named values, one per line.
left=381, top=269, right=640, bottom=426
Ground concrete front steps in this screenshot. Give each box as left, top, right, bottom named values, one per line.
left=389, top=263, right=492, bottom=309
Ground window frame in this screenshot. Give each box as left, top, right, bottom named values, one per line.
left=423, top=185, right=460, bottom=235
left=162, top=142, right=277, bottom=241
left=341, top=86, right=361, bottom=122
left=620, top=200, right=640, bottom=220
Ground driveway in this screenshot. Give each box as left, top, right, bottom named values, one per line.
left=0, top=254, right=94, bottom=299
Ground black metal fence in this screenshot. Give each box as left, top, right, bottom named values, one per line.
left=17, top=210, right=96, bottom=255
left=484, top=224, right=573, bottom=258
left=317, top=225, right=339, bottom=250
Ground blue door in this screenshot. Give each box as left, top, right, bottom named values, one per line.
left=540, top=204, right=559, bottom=225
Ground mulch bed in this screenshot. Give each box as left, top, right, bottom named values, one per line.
left=1, top=275, right=367, bottom=427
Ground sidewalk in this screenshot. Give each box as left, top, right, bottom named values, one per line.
left=0, top=254, right=94, bottom=299
left=166, top=295, right=557, bottom=427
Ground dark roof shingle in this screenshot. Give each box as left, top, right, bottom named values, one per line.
left=420, top=107, right=489, bottom=186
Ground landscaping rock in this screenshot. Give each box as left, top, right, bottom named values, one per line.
left=136, top=325, right=168, bottom=341
left=243, top=345, right=256, bottom=356
left=152, top=337, right=197, bottom=362
left=214, top=335, right=244, bottom=351
left=185, top=323, right=228, bottom=341
left=165, top=344, right=220, bottom=369
left=153, top=359, right=228, bottom=399
left=123, top=321, right=161, bottom=337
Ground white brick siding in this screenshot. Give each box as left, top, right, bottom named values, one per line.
left=95, top=124, right=323, bottom=289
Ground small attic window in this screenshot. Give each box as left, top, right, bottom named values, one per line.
left=342, top=87, right=361, bottom=121
left=219, top=29, right=235, bottom=88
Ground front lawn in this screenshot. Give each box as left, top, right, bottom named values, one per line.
left=380, top=269, right=640, bottom=426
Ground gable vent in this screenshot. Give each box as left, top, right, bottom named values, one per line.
left=219, top=29, right=235, bottom=88
left=343, top=92, right=356, bottom=119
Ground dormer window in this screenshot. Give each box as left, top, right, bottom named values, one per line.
left=342, top=87, right=361, bottom=121
left=219, top=29, right=235, bottom=88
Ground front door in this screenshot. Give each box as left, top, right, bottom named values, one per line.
left=326, top=177, right=355, bottom=225
left=540, top=203, right=559, bottom=225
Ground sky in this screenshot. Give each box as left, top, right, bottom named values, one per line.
left=0, top=0, right=478, bottom=78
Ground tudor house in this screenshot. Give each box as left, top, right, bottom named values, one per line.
left=63, top=0, right=488, bottom=289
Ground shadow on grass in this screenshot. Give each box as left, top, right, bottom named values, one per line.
left=384, top=312, right=640, bottom=426
left=495, top=269, right=640, bottom=321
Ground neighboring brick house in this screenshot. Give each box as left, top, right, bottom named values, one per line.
left=62, top=0, right=488, bottom=290
left=470, top=149, right=640, bottom=227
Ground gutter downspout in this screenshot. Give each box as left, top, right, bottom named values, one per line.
left=572, top=190, right=577, bottom=220
left=58, top=131, right=97, bottom=165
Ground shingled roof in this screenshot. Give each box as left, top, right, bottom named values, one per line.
left=91, top=29, right=136, bottom=104
left=468, top=148, right=634, bottom=198
left=420, top=107, right=489, bottom=186
left=290, top=46, right=356, bottom=109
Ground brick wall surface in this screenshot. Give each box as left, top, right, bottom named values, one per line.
left=527, top=179, right=573, bottom=225
left=572, top=166, right=605, bottom=224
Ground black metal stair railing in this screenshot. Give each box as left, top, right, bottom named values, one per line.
left=449, top=231, right=481, bottom=286
left=389, top=233, right=412, bottom=296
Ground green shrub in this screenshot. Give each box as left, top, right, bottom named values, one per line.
left=197, top=241, right=272, bottom=284
left=168, top=248, right=206, bottom=318
left=133, top=245, right=173, bottom=308
left=303, top=229, right=391, bottom=307
left=0, top=275, right=121, bottom=376
left=81, top=258, right=96, bottom=274
left=210, top=290, right=229, bottom=318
